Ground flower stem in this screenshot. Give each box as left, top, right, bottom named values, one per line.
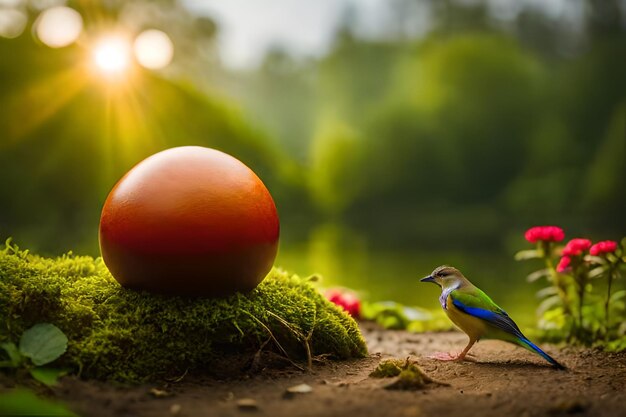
left=604, top=265, right=614, bottom=339
left=543, top=242, right=573, bottom=339
left=578, top=283, right=584, bottom=333
left=545, top=252, right=570, bottom=314
left=574, top=266, right=587, bottom=342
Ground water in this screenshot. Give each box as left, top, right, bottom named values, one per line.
left=276, top=225, right=545, bottom=330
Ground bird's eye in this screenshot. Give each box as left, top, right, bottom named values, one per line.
left=439, top=271, right=449, bottom=277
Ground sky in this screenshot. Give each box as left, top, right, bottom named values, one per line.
left=181, top=0, right=407, bottom=68
left=181, top=0, right=586, bottom=69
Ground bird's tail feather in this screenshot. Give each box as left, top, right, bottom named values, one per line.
left=518, top=337, right=565, bottom=370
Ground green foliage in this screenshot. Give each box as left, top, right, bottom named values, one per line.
left=517, top=235, right=626, bottom=349
left=0, top=34, right=311, bottom=255
left=1, top=1, right=625, bottom=257
left=582, top=103, right=626, bottom=216
left=0, top=341, right=21, bottom=367
left=361, top=301, right=453, bottom=332
left=0, top=241, right=367, bottom=382
left=19, top=323, right=68, bottom=366
left=310, top=122, right=364, bottom=213
left=28, top=367, right=68, bottom=387
left=0, top=322, right=68, bottom=386
left=315, top=34, right=541, bottom=211
left=0, top=389, right=78, bottom=417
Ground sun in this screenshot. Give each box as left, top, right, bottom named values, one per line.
left=92, top=36, right=132, bottom=75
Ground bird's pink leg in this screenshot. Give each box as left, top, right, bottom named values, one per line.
left=428, top=339, right=477, bottom=362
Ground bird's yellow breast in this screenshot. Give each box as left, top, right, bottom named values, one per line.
left=445, top=295, right=488, bottom=340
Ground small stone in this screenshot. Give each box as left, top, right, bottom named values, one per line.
left=237, top=398, right=259, bottom=411
left=170, top=404, right=182, bottom=415
left=284, top=383, right=313, bottom=398
left=150, top=388, right=171, bottom=398
left=287, top=383, right=313, bottom=394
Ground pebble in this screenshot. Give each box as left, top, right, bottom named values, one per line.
left=237, top=398, right=259, bottom=411
left=150, top=388, right=171, bottom=398
left=170, top=404, right=182, bottom=415
left=286, top=383, right=313, bottom=394
left=284, top=383, right=314, bottom=399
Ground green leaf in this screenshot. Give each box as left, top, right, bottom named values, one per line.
left=588, top=256, right=607, bottom=265
left=19, top=323, right=68, bottom=366
left=588, top=266, right=606, bottom=279
left=0, top=342, right=22, bottom=367
left=537, top=295, right=561, bottom=315
left=29, top=367, right=68, bottom=387
left=536, top=286, right=558, bottom=299
left=514, top=249, right=541, bottom=261
left=0, top=389, right=78, bottom=416
left=401, top=306, right=431, bottom=321
left=610, top=290, right=626, bottom=302
left=526, top=268, right=550, bottom=283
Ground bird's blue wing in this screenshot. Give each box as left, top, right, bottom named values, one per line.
left=450, top=289, right=524, bottom=339
left=451, top=288, right=565, bottom=369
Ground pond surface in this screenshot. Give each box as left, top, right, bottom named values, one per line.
left=276, top=226, right=545, bottom=330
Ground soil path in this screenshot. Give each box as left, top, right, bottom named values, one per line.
left=3, top=323, right=626, bottom=417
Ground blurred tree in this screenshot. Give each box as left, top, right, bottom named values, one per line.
left=1, top=0, right=625, bottom=254
left=310, top=121, right=364, bottom=214
left=0, top=33, right=306, bottom=254
left=321, top=34, right=541, bottom=209
left=224, top=48, right=317, bottom=163
left=582, top=104, right=626, bottom=225
left=318, top=33, right=402, bottom=126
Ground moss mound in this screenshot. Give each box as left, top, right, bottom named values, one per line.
left=369, top=358, right=406, bottom=378
left=370, top=358, right=448, bottom=390
left=0, top=243, right=367, bottom=382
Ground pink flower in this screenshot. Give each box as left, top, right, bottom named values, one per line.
left=524, top=226, right=565, bottom=243
left=590, top=240, right=618, bottom=256
left=326, top=289, right=361, bottom=318
left=556, top=256, right=571, bottom=273
left=561, top=238, right=592, bottom=257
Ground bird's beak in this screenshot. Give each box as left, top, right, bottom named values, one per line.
left=420, top=275, right=435, bottom=283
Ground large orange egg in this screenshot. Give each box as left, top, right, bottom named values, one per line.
left=99, top=146, right=280, bottom=297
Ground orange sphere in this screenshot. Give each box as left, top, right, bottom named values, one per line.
left=99, top=146, right=280, bottom=297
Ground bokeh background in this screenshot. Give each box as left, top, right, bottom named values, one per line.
left=0, top=0, right=624, bottom=324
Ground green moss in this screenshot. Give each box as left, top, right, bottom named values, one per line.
left=370, top=358, right=448, bottom=390
left=0, top=242, right=367, bottom=382
left=369, top=358, right=405, bottom=378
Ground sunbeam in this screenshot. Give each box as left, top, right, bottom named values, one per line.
left=2, top=66, right=89, bottom=146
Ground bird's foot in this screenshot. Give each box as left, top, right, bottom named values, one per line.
left=427, top=352, right=476, bottom=362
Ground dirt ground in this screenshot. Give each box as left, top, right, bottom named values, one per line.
left=2, top=322, right=626, bottom=417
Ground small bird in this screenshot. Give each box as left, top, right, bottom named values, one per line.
left=421, top=265, right=564, bottom=369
